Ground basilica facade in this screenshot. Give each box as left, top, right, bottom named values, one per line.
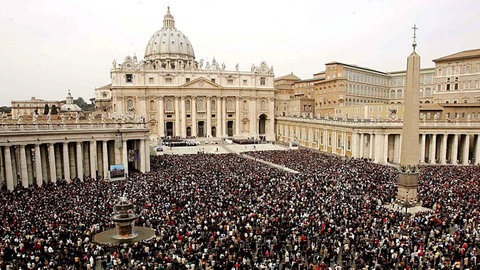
left=100, top=8, right=275, bottom=141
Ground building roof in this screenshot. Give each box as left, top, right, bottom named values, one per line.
left=420, top=103, right=443, bottom=111
left=325, top=62, right=388, bottom=75
left=274, top=73, right=301, bottom=81
left=433, top=48, right=480, bottom=62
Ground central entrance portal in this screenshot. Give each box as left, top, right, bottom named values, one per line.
left=227, top=121, right=234, bottom=137
left=198, top=121, right=205, bottom=137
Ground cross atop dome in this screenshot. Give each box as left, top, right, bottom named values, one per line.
left=412, top=24, right=418, bottom=51
left=163, top=6, right=175, bottom=29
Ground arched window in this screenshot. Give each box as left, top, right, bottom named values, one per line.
left=397, top=89, right=403, bottom=98
left=127, top=99, right=134, bottom=109
left=260, top=100, right=266, bottom=111
left=186, top=99, right=191, bottom=112
left=197, top=98, right=204, bottom=111
left=243, top=100, right=248, bottom=110
left=166, top=99, right=173, bottom=111
left=211, top=100, right=216, bottom=111
left=150, top=100, right=155, bottom=111
left=227, top=99, right=234, bottom=110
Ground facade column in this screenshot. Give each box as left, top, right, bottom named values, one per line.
left=216, top=97, right=222, bottom=138
left=48, top=143, right=56, bottom=183
left=122, top=140, right=129, bottom=177
left=351, top=133, right=358, bottom=158
left=420, top=134, right=426, bottom=163
left=373, top=134, right=382, bottom=163
left=462, top=134, right=470, bottom=165
left=102, top=140, right=109, bottom=179
left=191, top=96, right=197, bottom=137
left=19, top=145, right=28, bottom=188
left=174, top=97, right=180, bottom=137
left=451, top=134, right=458, bottom=164
left=383, top=134, right=389, bottom=163
left=342, top=132, right=346, bottom=156
left=359, top=133, right=364, bottom=158
left=222, top=97, right=227, bottom=137
left=145, top=138, right=150, bottom=172
left=440, top=134, right=448, bottom=164
left=139, top=139, right=146, bottom=173
left=34, top=144, right=43, bottom=186
left=206, top=97, right=212, bottom=137
left=4, top=146, right=14, bottom=191
left=76, top=141, right=83, bottom=181
left=429, top=134, right=437, bottom=164
left=250, top=98, right=257, bottom=138
left=158, top=96, right=165, bottom=138
left=181, top=97, right=186, bottom=137
left=235, top=97, right=241, bottom=136
left=62, top=142, right=70, bottom=182
left=90, top=141, right=97, bottom=178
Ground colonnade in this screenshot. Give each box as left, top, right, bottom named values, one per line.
left=0, top=137, right=150, bottom=191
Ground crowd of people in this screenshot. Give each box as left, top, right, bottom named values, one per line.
left=0, top=148, right=478, bottom=269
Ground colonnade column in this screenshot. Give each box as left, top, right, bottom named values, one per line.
left=62, top=142, right=70, bottom=182
left=235, top=97, right=240, bottom=136
left=174, top=97, right=180, bottom=137
left=102, top=141, right=109, bottom=179
left=462, top=134, right=470, bottom=165
left=192, top=96, right=197, bottom=137
left=48, top=143, right=56, bottom=183
left=181, top=97, right=186, bottom=137
left=83, top=142, right=90, bottom=177
left=89, top=140, right=97, bottom=178
left=383, top=134, right=389, bottom=164
left=19, top=145, right=28, bottom=188
left=369, top=134, right=374, bottom=159
left=420, top=134, right=426, bottom=163
left=122, top=140, right=129, bottom=177
left=158, top=97, right=164, bottom=138
left=34, top=144, right=43, bottom=186
left=429, top=134, right=437, bottom=164
left=250, top=98, right=257, bottom=138
left=145, top=139, right=150, bottom=172
left=475, top=135, right=480, bottom=165
left=76, top=141, right=83, bottom=181
left=342, top=132, right=346, bottom=156
left=206, top=97, right=212, bottom=137
left=4, top=147, right=14, bottom=191
left=54, top=145, right=62, bottom=180
left=217, top=97, right=222, bottom=138
left=440, top=134, right=447, bottom=164
left=26, top=147, right=33, bottom=185
left=451, top=134, right=458, bottom=164
left=359, top=133, right=364, bottom=158
left=139, top=139, right=146, bottom=173
left=351, top=133, right=358, bottom=158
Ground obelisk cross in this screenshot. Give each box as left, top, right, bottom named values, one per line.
left=412, top=24, right=418, bottom=51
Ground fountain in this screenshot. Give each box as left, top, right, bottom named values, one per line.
left=93, top=196, right=155, bottom=245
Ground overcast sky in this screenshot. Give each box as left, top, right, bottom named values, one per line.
left=0, top=0, right=478, bottom=106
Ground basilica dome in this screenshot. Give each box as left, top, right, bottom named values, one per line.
left=144, top=7, right=195, bottom=66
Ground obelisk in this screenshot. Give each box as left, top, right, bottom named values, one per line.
left=397, top=25, right=420, bottom=206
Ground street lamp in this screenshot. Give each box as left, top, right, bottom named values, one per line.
left=405, top=191, right=409, bottom=214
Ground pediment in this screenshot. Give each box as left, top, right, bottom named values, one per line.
left=180, top=77, right=222, bottom=89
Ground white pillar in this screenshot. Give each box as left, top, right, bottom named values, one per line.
left=145, top=139, right=150, bottom=172
left=26, top=147, right=33, bottom=185
left=158, top=96, right=164, bottom=138
left=383, top=134, right=389, bottom=164
left=235, top=97, right=241, bottom=136
left=62, top=142, right=70, bottom=182
left=40, top=145, right=48, bottom=184
left=89, top=140, right=97, bottom=178
left=429, top=134, right=437, bottom=164
left=222, top=97, right=227, bottom=137
left=250, top=98, right=257, bottom=138
left=102, top=140, right=109, bottom=179
left=76, top=141, right=83, bottom=181
left=420, top=134, right=426, bottom=163
left=191, top=96, right=197, bottom=137
left=19, top=145, right=28, bottom=188
left=123, top=140, right=129, bottom=177
left=34, top=144, right=43, bottom=186
left=474, top=135, right=480, bottom=165
left=181, top=97, right=186, bottom=137
left=440, top=134, right=448, bottom=164
left=359, top=133, right=364, bottom=158
left=462, top=134, right=470, bottom=165
left=206, top=97, right=212, bottom=137
left=369, top=134, right=374, bottom=159
left=342, top=132, right=346, bottom=156
left=451, top=134, right=458, bottom=164
left=139, top=139, right=146, bottom=173
left=4, top=146, right=14, bottom=191
left=216, top=97, right=222, bottom=138
left=48, top=143, right=56, bottom=183
left=175, top=97, right=180, bottom=137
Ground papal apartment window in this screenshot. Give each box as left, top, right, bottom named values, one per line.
left=260, top=77, right=266, bottom=86
left=243, top=79, right=247, bottom=86
left=149, top=77, right=154, bottom=84
left=227, top=79, right=233, bottom=85
left=165, top=78, right=172, bottom=84
left=126, top=74, right=133, bottom=83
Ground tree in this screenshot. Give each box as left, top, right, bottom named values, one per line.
left=43, top=104, right=50, bottom=115
left=0, top=106, right=11, bottom=113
